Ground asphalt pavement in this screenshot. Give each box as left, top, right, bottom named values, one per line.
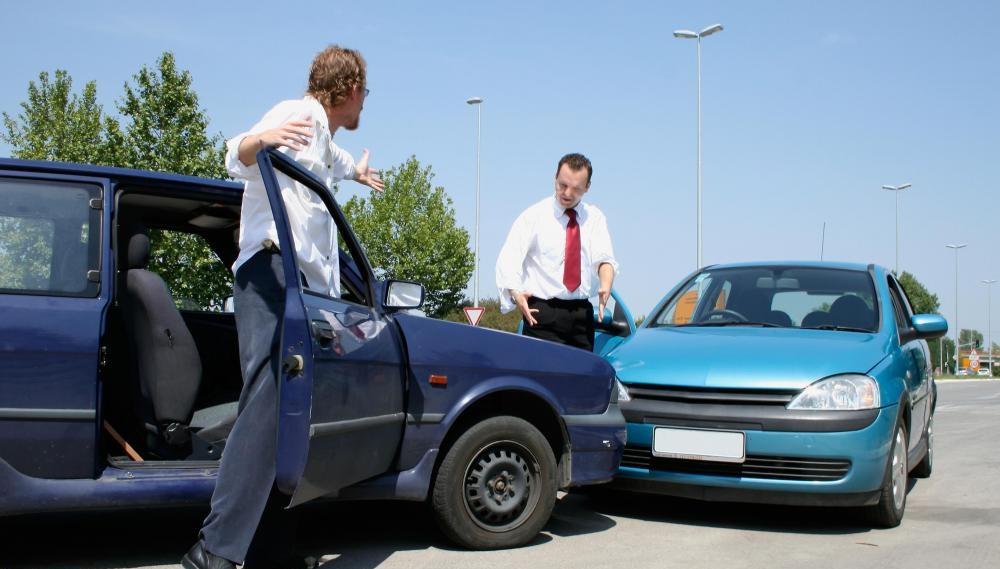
left=3, top=380, right=998, bottom=569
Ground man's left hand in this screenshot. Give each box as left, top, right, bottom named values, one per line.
left=354, top=149, right=384, bottom=192
left=598, top=288, right=611, bottom=321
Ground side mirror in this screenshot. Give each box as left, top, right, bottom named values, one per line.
left=385, top=280, right=425, bottom=309
left=911, top=314, right=948, bottom=340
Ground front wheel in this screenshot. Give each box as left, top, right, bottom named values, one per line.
left=865, top=421, right=908, bottom=528
left=431, top=416, right=557, bottom=549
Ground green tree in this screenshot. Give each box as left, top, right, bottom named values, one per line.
left=1, top=70, right=118, bottom=165
left=110, top=53, right=231, bottom=310
left=960, top=329, right=983, bottom=349
left=897, top=271, right=940, bottom=315
left=2, top=55, right=232, bottom=310
left=343, top=156, right=473, bottom=317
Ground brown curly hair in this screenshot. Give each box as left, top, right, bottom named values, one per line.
left=307, top=45, right=366, bottom=110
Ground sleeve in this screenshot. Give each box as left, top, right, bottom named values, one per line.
left=590, top=211, right=619, bottom=275
left=224, top=101, right=305, bottom=181
left=325, top=142, right=356, bottom=183
left=495, top=211, right=533, bottom=314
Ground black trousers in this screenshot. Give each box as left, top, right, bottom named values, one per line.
left=200, top=249, right=298, bottom=565
left=522, top=297, right=595, bottom=351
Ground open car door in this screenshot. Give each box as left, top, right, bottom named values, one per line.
left=593, top=288, right=636, bottom=356
left=257, top=148, right=406, bottom=506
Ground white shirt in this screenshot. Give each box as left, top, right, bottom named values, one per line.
left=495, top=196, right=618, bottom=313
left=226, top=96, right=356, bottom=297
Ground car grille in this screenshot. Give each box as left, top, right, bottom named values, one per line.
left=626, top=384, right=797, bottom=406
left=621, top=446, right=851, bottom=481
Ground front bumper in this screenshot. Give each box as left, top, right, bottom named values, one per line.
left=562, top=403, right=627, bottom=487
left=612, top=402, right=898, bottom=503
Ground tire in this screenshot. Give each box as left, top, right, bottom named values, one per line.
left=865, top=421, right=908, bottom=528
left=911, top=414, right=934, bottom=478
left=431, top=416, right=557, bottom=550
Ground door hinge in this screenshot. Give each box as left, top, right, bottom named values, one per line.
left=89, top=198, right=104, bottom=210
left=99, top=346, right=109, bottom=369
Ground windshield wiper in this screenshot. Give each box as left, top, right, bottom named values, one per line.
left=676, top=321, right=782, bottom=328
left=804, top=324, right=874, bottom=333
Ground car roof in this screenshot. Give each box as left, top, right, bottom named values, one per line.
left=706, top=260, right=875, bottom=273
left=0, top=157, right=243, bottom=193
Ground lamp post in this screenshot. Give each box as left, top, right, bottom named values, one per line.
left=983, top=279, right=997, bottom=377
left=466, top=97, right=483, bottom=308
left=946, top=243, right=967, bottom=374
left=881, top=183, right=912, bottom=275
left=674, top=23, right=723, bottom=269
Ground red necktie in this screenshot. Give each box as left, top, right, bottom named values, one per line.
left=563, top=208, right=581, bottom=292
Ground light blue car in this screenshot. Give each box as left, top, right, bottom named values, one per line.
left=596, top=262, right=947, bottom=527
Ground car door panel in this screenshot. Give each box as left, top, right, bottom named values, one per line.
left=256, top=148, right=404, bottom=506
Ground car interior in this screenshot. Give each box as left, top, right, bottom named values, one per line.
left=103, top=188, right=245, bottom=465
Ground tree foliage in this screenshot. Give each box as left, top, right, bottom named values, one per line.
left=343, top=157, right=473, bottom=317
left=2, top=54, right=232, bottom=310
left=897, top=271, right=940, bottom=315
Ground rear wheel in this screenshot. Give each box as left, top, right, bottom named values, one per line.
left=431, top=416, right=557, bottom=549
left=911, top=414, right=934, bottom=478
left=866, top=421, right=908, bottom=528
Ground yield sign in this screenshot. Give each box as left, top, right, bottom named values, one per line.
left=464, top=306, right=486, bottom=327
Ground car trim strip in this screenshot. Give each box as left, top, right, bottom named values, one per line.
left=310, top=412, right=405, bottom=437
left=0, top=408, right=96, bottom=420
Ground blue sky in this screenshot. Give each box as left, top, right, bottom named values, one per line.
left=2, top=1, right=998, bottom=339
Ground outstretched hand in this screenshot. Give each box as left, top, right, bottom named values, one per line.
left=258, top=119, right=313, bottom=152
left=354, top=149, right=384, bottom=192
left=598, top=288, right=611, bottom=321
left=514, top=290, right=540, bottom=327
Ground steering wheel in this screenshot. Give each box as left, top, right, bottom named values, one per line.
left=701, top=309, right=748, bottom=323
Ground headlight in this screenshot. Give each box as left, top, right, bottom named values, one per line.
left=612, top=378, right=631, bottom=404
left=787, top=374, right=879, bottom=410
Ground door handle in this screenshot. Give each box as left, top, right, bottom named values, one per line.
left=311, top=320, right=336, bottom=348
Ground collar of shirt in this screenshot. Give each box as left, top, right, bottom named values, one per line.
left=303, top=95, right=331, bottom=135
left=549, top=196, right=588, bottom=224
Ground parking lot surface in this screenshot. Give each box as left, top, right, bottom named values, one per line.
left=3, top=380, right=998, bottom=569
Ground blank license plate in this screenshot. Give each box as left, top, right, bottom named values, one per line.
left=652, top=427, right=746, bottom=463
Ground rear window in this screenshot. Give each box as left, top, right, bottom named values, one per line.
left=0, top=177, right=102, bottom=297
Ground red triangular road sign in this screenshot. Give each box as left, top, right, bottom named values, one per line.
left=464, top=306, right=486, bottom=327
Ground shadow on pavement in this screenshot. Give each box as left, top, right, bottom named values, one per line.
left=576, top=483, right=916, bottom=536
left=0, top=493, right=617, bottom=569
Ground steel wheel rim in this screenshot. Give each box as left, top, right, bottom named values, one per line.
left=891, top=427, right=907, bottom=510
left=462, top=440, right=541, bottom=533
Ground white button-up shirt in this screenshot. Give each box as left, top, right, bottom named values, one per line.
left=495, top=196, right=618, bottom=313
left=226, top=96, right=355, bottom=297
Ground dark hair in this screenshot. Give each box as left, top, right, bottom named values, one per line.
left=307, top=45, right=366, bottom=110
left=556, top=153, right=592, bottom=184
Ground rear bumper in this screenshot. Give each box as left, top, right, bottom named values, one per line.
left=562, top=403, right=627, bottom=487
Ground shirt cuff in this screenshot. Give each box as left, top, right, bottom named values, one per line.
left=225, top=134, right=260, bottom=180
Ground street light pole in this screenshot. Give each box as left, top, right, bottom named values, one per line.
left=983, top=279, right=997, bottom=377
left=466, top=97, right=483, bottom=308
left=881, top=183, right=912, bottom=275
left=674, top=23, right=723, bottom=269
left=946, top=243, right=967, bottom=374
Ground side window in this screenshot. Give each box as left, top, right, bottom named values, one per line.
left=886, top=278, right=911, bottom=332
left=147, top=229, right=233, bottom=312
left=0, top=177, right=101, bottom=297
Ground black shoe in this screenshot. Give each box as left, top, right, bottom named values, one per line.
left=181, top=541, right=236, bottom=569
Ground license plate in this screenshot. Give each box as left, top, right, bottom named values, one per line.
left=652, top=427, right=746, bottom=463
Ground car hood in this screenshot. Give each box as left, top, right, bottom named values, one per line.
left=606, top=326, right=890, bottom=391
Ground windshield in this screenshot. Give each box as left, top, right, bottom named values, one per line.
left=649, top=266, right=878, bottom=332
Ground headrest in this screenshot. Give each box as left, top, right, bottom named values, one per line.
left=127, top=233, right=151, bottom=270
left=830, top=295, right=868, bottom=315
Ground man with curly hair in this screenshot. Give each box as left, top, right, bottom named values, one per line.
left=182, top=45, right=383, bottom=569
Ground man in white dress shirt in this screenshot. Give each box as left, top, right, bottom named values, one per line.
left=183, top=45, right=383, bottom=569
left=496, top=153, right=618, bottom=351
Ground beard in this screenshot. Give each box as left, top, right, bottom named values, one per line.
left=345, top=111, right=361, bottom=131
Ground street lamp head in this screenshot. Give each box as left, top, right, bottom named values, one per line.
left=699, top=24, right=724, bottom=37
left=983, top=279, right=998, bottom=285
left=897, top=183, right=912, bottom=190
left=945, top=243, right=968, bottom=250
left=466, top=97, right=483, bottom=105
left=882, top=183, right=912, bottom=191
left=673, top=30, right=698, bottom=39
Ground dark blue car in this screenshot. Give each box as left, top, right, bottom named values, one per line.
left=0, top=150, right=625, bottom=549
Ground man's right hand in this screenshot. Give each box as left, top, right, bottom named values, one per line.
left=238, top=119, right=314, bottom=167
left=513, top=290, right=540, bottom=327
